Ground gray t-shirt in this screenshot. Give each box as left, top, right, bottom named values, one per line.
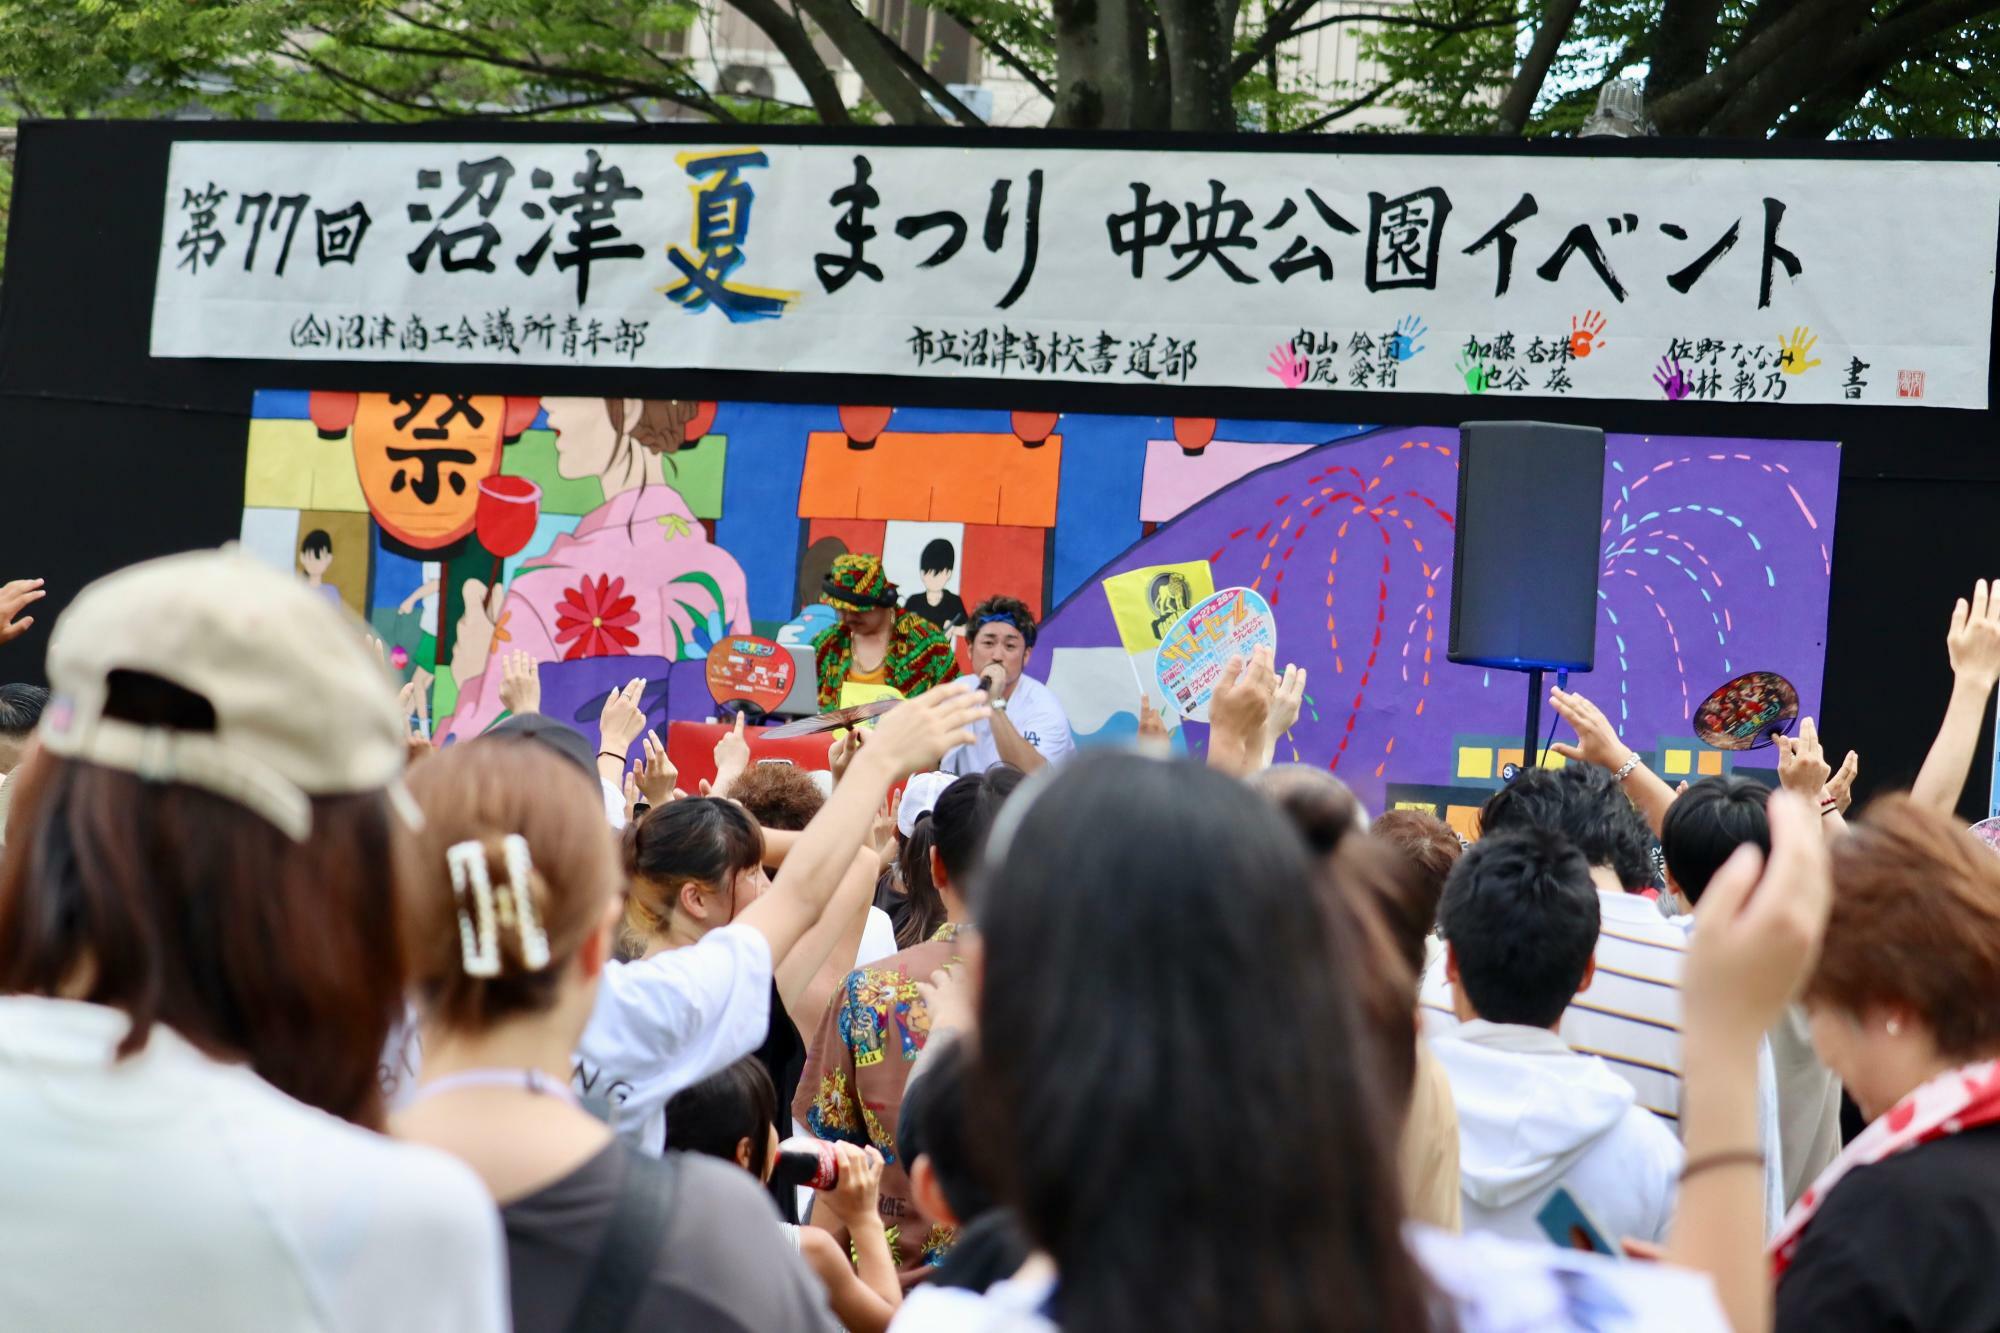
left=501, top=1142, right=832, bottom=1333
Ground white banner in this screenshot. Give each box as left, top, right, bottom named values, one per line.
left=152, top=139, right=1999, bottom=408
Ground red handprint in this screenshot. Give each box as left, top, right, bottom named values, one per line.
left=1569, top=310, right=1607, bottom=358
left=1266, top=341, right=1309, bottom=388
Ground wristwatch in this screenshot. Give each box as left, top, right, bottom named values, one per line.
left=992, top=695, right=1009, bottom=714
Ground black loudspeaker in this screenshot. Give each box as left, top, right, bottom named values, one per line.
left=1448, top=421, right=1606, bottom=672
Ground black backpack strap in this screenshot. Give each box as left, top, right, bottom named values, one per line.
left=565, top=1151, right=679, bottom=1333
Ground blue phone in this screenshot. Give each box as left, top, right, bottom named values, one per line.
left=1535, top=1187, right=1621, bottom=1259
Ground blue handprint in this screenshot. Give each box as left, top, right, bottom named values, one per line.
left=1387, top=315, right=1428, bottom=362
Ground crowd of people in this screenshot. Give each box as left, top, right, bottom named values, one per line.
left=5, top=554, right=2000, bottom=1332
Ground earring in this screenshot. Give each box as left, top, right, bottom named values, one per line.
left=1887, top=1017, right=1903, bottom=1037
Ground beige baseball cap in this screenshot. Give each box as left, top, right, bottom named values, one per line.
left=37, top=547, right=409, bottom=841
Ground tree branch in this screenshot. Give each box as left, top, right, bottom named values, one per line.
left=1228, top=0, right=1326, bottom=84
left=1493, top=0, right=1584, bottom=132
left=785, top=0, right=944, bottom=123
left=950, top=14, right=1057, bottom=100
left=1646, top=0, right=1848, bottom=130
left=1647, top=0, right=1726, bottom=100
left=721, top=0, right=853, bottom=121
left=863, top=16, right=987, bottom=124
left=1297, top=75, right=1398, bottom=129
left=321, top=30, right=738, bottom=121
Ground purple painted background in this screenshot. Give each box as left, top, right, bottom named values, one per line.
left=1039, top=427, right=1840, bottom=812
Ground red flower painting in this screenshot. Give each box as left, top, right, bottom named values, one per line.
left=555, top=574, right=640, bottom=660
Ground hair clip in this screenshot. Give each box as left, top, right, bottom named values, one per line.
left=446, top=841, right=501, bottom=978
left=446, top=836, right=552, bottom=977
left=501, top=834, right=552, bottom=972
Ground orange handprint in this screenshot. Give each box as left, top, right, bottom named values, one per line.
left=1569, top=310, right=1607, bottom=358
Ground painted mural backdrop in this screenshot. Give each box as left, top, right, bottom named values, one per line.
left=241, top=391, right=1837, bottom=828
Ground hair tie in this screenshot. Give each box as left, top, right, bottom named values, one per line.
left=446, top=834, right=551, bottom=977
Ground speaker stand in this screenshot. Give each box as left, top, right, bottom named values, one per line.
left=1521, top=667, right=1544, bottom=778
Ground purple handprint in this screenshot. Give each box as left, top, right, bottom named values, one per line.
left=1653, top=354, right=1691, bottom=401
left=1267, top=341, right=1308, bottom=388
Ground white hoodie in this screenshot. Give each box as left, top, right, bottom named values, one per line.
left=1431, top=1019, right=1684, bottom=1245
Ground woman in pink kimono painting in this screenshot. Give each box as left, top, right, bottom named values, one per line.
left=440, top=398, right=750, bottom=742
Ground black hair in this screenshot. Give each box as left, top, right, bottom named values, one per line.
left=1479, top=763, right=1655, bottom=890
left=973, top=754, right=1433, bottom=1333
left=919, top=537, right=957, bottom=575
left=897, top=1039, right=995, bottom=1223
left=0, top=683, right=50, bottom=738
left=665, top=1056, right=778, bottom=1180
left=1439, top=827, right=1600, bottom=1029
left=894, top=816, right=946, bottom=950
left=300, top=529, right=333, bottom=558
left=967, top=596, right=1037, bottom=649
left=1661, top=775, right=1771, bottom=904
left=931, top=766, right=1025, bottom=892
left=623, top=797, right=765, bottom=948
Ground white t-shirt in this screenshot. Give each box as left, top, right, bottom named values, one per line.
left=943, top=674, right=1076, bottom=776
left=0, top=996, right=508, bottom=1333
left=888, top=1227, right=1728, bottom=1332
left=857, top=906, right=899, bottom=967
left=572, top=921, right=774, bottom=1152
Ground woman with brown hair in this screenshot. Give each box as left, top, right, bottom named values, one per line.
left=393, top=738, right=832, bottom=1332
left=0, top=549, right=507, bottom=1333
left=1774, top=795, right=2000, bottom=1330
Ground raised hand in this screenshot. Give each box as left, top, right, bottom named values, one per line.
left=1776, top=717, right=1832, bottom=798
left=1262, top=662, right=1307, bottom=763
left=861, top=679, right=989, bottom=780
left=1266, top=341, right=1309, bottom=389
left=631, top=729, right=677, bottom=807
left=915, top=949, right=980, bottom=1039
left=709, top=712, right=751, bottom=800
left=827, top=727, right=865, bottom=787
left=1947, top=578, right=2000, bottom=690
left=1548, top=686, right=1635, bottom=771
left=498, top=650, right=541, bottom=716
left=1387, top=315, right=1428, bottom=362
left=1779, top=326, right=1822, bottom=375
left=597, top=677, right=647, bottom=759
left=1654, top=354, right=1691, bottom=401
left=450, top=578, right=508, bottom=678
left=1569, top=309, right=1607, bottom=358
left=1824, top=749, right=1859, bottom=813
left=1208, top=646, right=1277, bottom=776
left=3, top=577, right=49, bottom=644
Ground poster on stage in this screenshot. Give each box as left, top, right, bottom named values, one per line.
left=1156, top=587, right=1279, bottom=721
left=156, top=141, right=1999, bottom=408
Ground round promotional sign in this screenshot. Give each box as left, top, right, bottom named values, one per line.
left=705, top=635, right=796, bottom=713
left=1693, top=671, right=1800, bottom=751
left=1154, top=586, right=1279, bottom=723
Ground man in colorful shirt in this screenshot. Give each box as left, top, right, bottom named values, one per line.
left=797, top=921, right=972, bottom=1280
left=812, top=553, right=956, bottom=710
left=794, top=767, right=1023, bottom=1282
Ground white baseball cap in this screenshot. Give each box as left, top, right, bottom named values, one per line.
left=38, top=547, right=409, bottom=841
left=897, top=770, right=957, bottom=839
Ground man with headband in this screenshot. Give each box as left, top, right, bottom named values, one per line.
left=944, top=595, right=1075, bottom=775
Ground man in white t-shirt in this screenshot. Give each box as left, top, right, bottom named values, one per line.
left=943, top=597, right=1075, bottom=776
